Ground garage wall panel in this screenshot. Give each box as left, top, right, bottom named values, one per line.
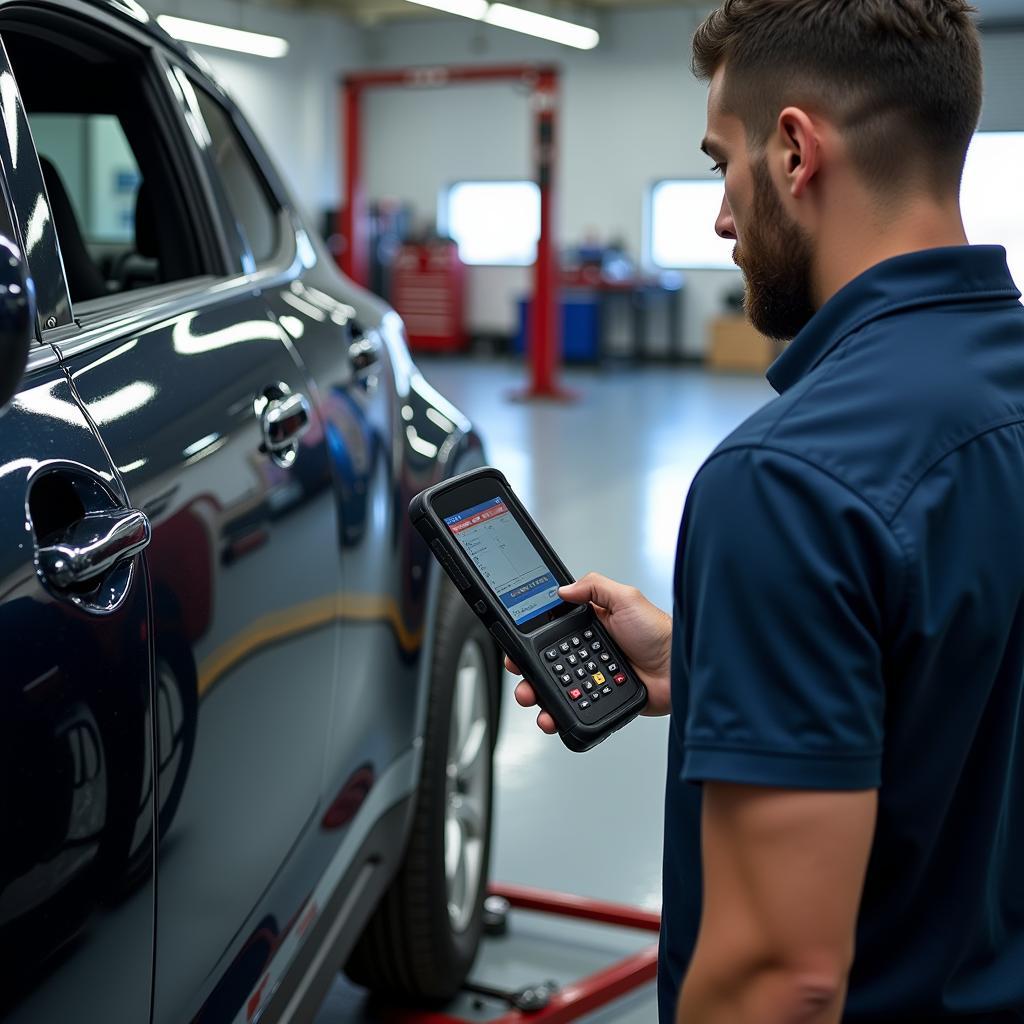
left=980, top=30, right=1024, bottom=131
left=361, top=6, right=739, bottom=354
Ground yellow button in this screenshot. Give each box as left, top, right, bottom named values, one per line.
left=592, top=672, right=606, bottom=685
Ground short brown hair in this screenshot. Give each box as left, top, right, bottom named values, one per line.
left=692, top=0, right=983, bottom=194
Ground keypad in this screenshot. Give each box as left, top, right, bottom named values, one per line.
left=543, top=623, right=634, bottom=717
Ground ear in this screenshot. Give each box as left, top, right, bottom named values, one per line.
left=776, top=106, right=821, bottom=199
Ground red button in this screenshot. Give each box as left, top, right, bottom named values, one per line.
left=613, top=673, right=627, bottom=686
left=568, top=687, right=582, bottom=700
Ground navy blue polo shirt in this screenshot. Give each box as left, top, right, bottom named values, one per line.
left=659, top=246, right=1024, bottom=1022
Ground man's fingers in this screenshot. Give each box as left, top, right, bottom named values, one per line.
left=558, top=571, right=629, bottom=610
left=514, top=680, right=538, bottom=707
left=515, top=683, right=557, bottom=734
left=504, top=654, right=521, bottom=675
left=536, top=711, right=557, bottom=734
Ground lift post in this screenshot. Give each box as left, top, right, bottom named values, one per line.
left=340, top=65, right=572, bottom=400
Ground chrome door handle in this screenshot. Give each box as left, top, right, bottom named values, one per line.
left=37, top=508, right=152, bottom=588
left=262, top=391, right=311, bottom=450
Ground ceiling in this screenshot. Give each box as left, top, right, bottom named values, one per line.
left=302, top=0, right=706, bottom=23
left=277, top=0, right=1021, bottom=27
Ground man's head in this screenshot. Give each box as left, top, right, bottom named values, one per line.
left=692, top=0, right=982, bottom=340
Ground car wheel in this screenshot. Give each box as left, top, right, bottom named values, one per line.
left=345, top=581, right=499, bottom=1002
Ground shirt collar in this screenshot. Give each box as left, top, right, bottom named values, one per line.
left=766, top=245, right=1021, bottom=395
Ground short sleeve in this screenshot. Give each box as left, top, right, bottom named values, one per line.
left=676, top=446, right=904, bottom=790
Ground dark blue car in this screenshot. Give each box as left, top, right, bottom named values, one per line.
left=0, top=3, right=500, bottom=1020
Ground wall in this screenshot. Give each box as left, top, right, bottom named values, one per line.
left=146, top=0, right=365, bottom=220
left=359, top=6, right=740, bottom=355
left=138, top=4, right=1024, bottom=356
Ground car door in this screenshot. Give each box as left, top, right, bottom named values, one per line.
left=0, top=41, right=155, bottom=1024
left=0, top=9, right=340, bottom=1023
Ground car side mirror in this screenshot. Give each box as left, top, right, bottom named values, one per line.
left=0, top=235, right=35, bottom=412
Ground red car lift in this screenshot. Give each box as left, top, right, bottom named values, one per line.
left=384, top=883, right=661, bottom=1023
left=340, top=65, right=572, bottom=400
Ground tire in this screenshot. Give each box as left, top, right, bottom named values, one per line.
left=345, top=581, right=500, bottom=1002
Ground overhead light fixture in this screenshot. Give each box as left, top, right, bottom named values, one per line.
left=485, top=4, right=599, bottom=49
left=156, top=15, right=290, bottom=59
left=401, top=0, right=599, bottom=49
left=403, top=0, right=489, bottom=17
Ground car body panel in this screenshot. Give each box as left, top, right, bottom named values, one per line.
left=58, top=292, right=341, bottom=1024
left=0, top=349, right=155, bottom=1024
left=0, top=2, right=496, bottom=1020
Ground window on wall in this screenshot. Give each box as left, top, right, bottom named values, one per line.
left=649, top=179, right=735, bottom=270
left=443, top=181, right=540, bottom=266
left=961, top=132, right=1024, bottom=291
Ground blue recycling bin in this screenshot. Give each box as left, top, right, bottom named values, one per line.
left=515, top=291, right=601, bottom=363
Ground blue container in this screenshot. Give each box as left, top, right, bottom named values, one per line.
left=515, top=292, right=601, bottom=362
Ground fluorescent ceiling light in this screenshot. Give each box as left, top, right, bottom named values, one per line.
left=401, top=0, right=599, bottom=49
left=485, top=4, right=599, bottom=49
left=156, top=15, right=290, bottom=58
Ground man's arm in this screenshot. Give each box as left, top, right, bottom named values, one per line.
left=676, top=783, right=878, bottom=1024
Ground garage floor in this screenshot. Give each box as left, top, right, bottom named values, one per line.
left=316, top=358, right=775, bottom=1023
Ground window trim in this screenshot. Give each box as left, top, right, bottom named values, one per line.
left=171, top=63, right=292, bottom=276
left=441, top=179, right=541, bottom=268
left=0, top=4, right=235, bottom=335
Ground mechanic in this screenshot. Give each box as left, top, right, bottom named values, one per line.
left=507, top=1, right=1024, bottom=1021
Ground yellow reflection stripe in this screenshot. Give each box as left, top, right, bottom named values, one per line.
left=197, top=594, right=423, bottom=699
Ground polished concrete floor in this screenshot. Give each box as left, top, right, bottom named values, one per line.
left=316, top=357, right=774, bottom=1022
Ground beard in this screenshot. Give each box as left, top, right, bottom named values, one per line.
left=733, top=158, right=817, bottom=342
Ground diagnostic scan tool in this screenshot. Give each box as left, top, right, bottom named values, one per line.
left=411, top=467, right=647, bottom=752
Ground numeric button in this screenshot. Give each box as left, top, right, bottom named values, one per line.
left=590, top=640, right=603, bottom=652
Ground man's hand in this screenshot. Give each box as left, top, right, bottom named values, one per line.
left=504, top=572, right=672, bottom=735
left=676, top=784, right=878, bottom=1024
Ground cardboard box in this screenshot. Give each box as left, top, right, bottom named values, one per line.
left=707, top=315, right=779, bottom=373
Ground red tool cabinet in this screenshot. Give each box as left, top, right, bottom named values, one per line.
left=391, top=241, right=467, bottom=353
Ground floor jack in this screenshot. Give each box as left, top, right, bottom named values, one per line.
left=386, top=884, right=661, bottom=1023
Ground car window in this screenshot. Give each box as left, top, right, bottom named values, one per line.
left=30, top=114, right=141, bottom=247
left=191, top=86, right=279, bottom=266
left=1, top=24, right=208, bottom=307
